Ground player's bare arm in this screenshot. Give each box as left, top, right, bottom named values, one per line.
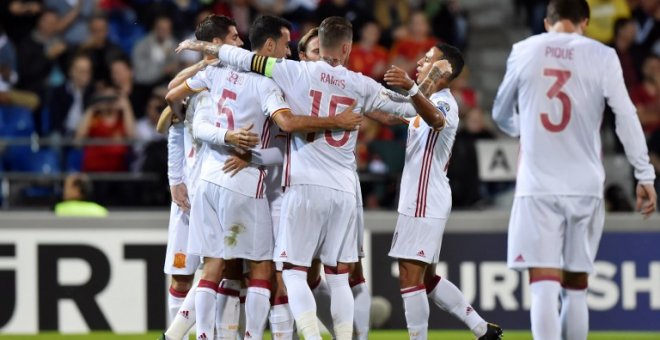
left=168, top=59, right=214, bottom=90
left=365, top=111, right=407, bottom=126
left=418, top=60, right=450, bottom=98
left=176, top=39, right=221, bottom=57
left=165, top=83, right=197, bottom=119
left=272, top=102, right=361, bottom=133
left=384, top=64, right=448, bottom=130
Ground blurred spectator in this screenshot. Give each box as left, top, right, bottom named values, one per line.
left=449, top=66, right=478, bottom=115
left=44, top=0, right=94, bottom=46
left=78, top=14, right=126, bottom=86
left=389, top=11, right=438, bottom=79
left=316, top=0, right=364, bottom=24
left=131, top=15, right=177, bottom=98
left=614, top=18, right=642, bottom=90
left=512, top=0, right=547, bottom=35
left=429, top=0, right=469, bottom=51
left=297, top=27, right=319, bottom=60
left=631, top=54, right=660, bottom=133
left=50, top=53, right=93, bottom=136
left=178, top=9, right=212, bottom=68
left=15, top=10, right=68, bottom=107
left=75, top=87, right=135, bottom=172
left=604, top=184, right=634, bottom=211
left=212, top=0, right=257, bottom=41
left=374, top=0, right=410, bottom=46
left=133, top=91, right=167, bottom=171
left=55, top=173, right=108, bottom=217
left=0, top=0, right=43, bottom=43
left=585, top=0, right=631, bottom=44
left=110, top=58, right=142, bottom=118
left=0, top=24, right=40, bottom=110
left=648, top=128, right=660, bottom=207
left=631, top=0, right=660, bottom=54
left=348, top=21, right=388, bottom=81
left=448, top=107, right=495, bottom=208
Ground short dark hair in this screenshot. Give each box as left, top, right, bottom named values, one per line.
left=195, top=14, right=237, bottom=42
left=546, top=0, right=590, bottom=25
left=436, top=43, right=464, bottom=81
left=72, top=174, right=93, bottom=201
left=249, top=15, right=292, bottom=51
left=319, top=16, right=353, bottom=49
left=298, top=27, right=319, bottom=54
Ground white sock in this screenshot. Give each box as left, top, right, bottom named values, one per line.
left=530, top=279, right=561, bottom=340
left=560, top=288, right=588, bottom=340
left=237, top=288, right=247, bottom=340
left=168, top=286, right=188, bottom=324
left=269, top=297, right=295, bottom=340
left=195, top=280, right=218, bottom=340
left=350, top=280, right=370, bottom=340
left=215, top=279, right=241, bottom=340
left=282, top=269, right=321, bottom=340
left=325, top=271, right=354, bottom=340
left=311, top=277, right=335, bottom=337
left=426, top=275, right=487, bottom=337
left=245, top=279, right=272, bottom=340
left=165, top=285, right=197, bottom=339
left=401, top=285, right=429, bottom=340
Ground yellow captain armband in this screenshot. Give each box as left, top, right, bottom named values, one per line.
left=250, top=54, right=278, bottom=78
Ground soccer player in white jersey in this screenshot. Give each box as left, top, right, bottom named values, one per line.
left=160, top=15, right=258, bottom=340
left=493, top=1, right=657, bottom=339
left=384, top=44, right=503, bottom=340
left=177, top=16, right=446, bottom=340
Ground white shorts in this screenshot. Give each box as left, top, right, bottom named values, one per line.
left=388, top=214, right=446, bottom=264
left=274, top=185, right=358, bottom=267
left=189, top=180, right=273, bottom=261
left=164, top=202, right=201, bottom=275
left=507, top=196, right=605, bottom=273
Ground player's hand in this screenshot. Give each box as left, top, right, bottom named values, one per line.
left=225, top=123, right=259, bottom=149
left=223, top=151, right=252, bottom=177
left=334, top=101, right=362, bottom=130
left=636, top=183, right=657, bottom=219
left=384, top=65, right=415, bottom=91
left=170, top=183, right=191, bottom=212
left=431, top=59, right=453, bottom=79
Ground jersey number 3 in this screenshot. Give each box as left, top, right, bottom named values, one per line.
left=541, top=68, right=571, bottom=132
left=306, top=90, right=354, bottom=147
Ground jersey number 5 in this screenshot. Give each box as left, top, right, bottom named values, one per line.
left=216, top=89, right=236, bottom=130
left=541, top=68, right=571, bottom=132
left=306, top=90, right=354, bottom=147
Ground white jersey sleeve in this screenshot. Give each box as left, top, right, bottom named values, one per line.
left=492, top=45, right=521, bottom=137
left=167, top=122, right=185, bottom=186
left=191, top=91, right=228, bottom=146
left=602, top=49, right=656, bottom=184
left=363, top=77, right=418, bottom=119
left=185, top=68, right=211, bottom=92
left=252, top=147, right=284, bottom=166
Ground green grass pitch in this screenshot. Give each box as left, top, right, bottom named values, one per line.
left=2, top=331, right=659, bottom=339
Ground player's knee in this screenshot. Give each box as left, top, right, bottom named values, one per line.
left=398, top=260, right=425, bottom=288
left=249, top=260, right=273, bottom=280
left=171, top=274, right=194, bottom=292
left=562, top=271, right=588, bottom=290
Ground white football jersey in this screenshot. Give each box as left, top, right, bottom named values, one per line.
left=183, top=92, right=208, bottom=193
left=219, top=45, right=418, bottom=193
left=188, top=65, right=290, bottom=198
left=398, top=89, right=458, bottom=219
left=264, top=124, right=288, bottom=209
left=493, top=32, right=655, bottom=197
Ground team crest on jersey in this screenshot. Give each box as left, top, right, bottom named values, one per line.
left=226, top=71, right=243, bottom=85
left=436, top=101, right=450, bottom=116
left=173, top=252, right=186, bottom=268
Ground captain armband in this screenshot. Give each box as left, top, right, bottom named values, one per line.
left=250, top=55, right=278, bottom=77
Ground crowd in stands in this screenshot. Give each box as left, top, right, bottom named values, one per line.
left=0, top=0, right=657, bottom=210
